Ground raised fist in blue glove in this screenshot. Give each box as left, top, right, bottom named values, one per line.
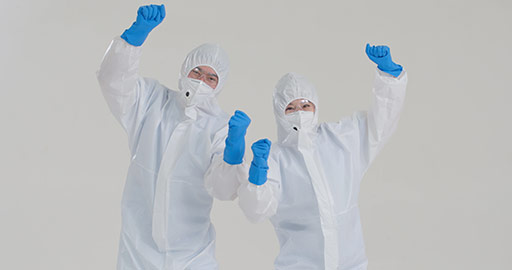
left=249, top=139, right=272, bottom=185
left=121, top=4, right=166, bottom=46
left=365, top=44, right=403, bottom=77
left=223, top=110, right=251, bottom=165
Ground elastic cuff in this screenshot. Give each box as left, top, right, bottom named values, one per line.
left=223, top=156, right=243, bottom=165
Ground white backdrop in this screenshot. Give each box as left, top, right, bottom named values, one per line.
left=1, top=0, right=511, bottom=269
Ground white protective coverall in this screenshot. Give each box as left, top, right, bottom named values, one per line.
left=236, top=71, right=407, bottom=269
left=97, top=37, right=243, bottom=270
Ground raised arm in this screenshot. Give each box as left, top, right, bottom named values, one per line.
left=238, top=139, right=281, bottom=223
left=361, top=44, right=408, bottom=167
left=96, top=5, right=165, bottom=130
left=204, top=110, right=251, bottom=201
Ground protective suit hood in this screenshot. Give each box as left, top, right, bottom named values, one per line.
left=178, top=43, right=229, bottom=113
left=273, top=72, right=319, bottom=144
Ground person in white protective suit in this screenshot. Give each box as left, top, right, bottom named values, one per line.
left=211, top=44, right=408, bottom=269
left=97, top=4, right=249, bottom=270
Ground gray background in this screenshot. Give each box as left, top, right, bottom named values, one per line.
left=1, top=0, right=511, bottom=269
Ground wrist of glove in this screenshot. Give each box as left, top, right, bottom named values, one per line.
left=227, top=127, right=247, bottom=140
left=251, top=156, right=268, bottom=168
left=223, top=137, right=245, bottom=165
left=377, top=63, right=403, bottom=77
left=121, top=22, right=152, bottom=46
left=248, top=161, right=269, bottom=186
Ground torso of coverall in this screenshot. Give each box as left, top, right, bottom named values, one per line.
left=238, top=70, right=407, bottom=270
left=270, top=122, right=370, bottom=270
left=97, top=37, right=232, bottom=270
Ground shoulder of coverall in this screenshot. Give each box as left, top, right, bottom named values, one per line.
left=318, top=111, right=367, bottom=135
left=136, top=77, right=176, bottom=109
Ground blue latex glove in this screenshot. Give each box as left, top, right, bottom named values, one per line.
left=121, top=4, right=166, bottom=46
left=249, top=139, right=272, bottom=185
left=223, top=110, right=251, bottom=165
left=365, top=44, right=403, bottom=77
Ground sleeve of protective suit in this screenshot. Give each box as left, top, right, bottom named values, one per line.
left=237, top=155, right=281, bottom=223
left=204, top=126, right=249, bottom=201
left=97, top=37, right=164, bottom=137
left=359, top=68, right=407, bottom=170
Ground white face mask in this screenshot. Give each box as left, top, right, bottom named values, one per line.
left=285, top=110, right=316, bottom=131
left=178, top=78, right=215, bottom=107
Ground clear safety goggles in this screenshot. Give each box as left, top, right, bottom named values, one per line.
left=188, top=67, right=219, bottom=87
left=284, top=99, right=316, bottom=114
